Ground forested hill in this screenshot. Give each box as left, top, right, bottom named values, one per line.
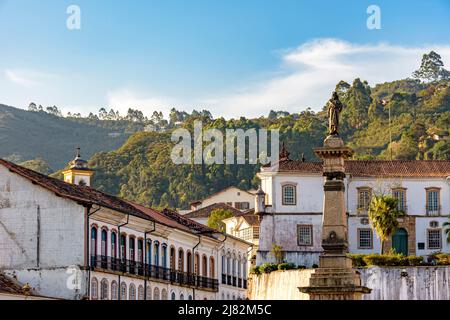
left=0, top=104, right=141, bottom=169
left=3, top=52, right=450, bottom=210
left=86, top=77, right=449, bottom=210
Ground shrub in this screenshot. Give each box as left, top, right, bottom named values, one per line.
left=278, top=263, right=296, bottom=271
left=348, top=254, right=367, bottom=267
left=260, top=263, right=278, bottom=274
left=250, top=266, right=261, bottom=275
left=435, top=253, right=450, bottom=265
left=407, top=256, right=424, bottom=266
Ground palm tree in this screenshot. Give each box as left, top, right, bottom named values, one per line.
left=368, top=195, right=402, bottom=254
left=444, top=216, right=450, bottom=243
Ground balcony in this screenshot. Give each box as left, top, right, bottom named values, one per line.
left=243, top=279, right=248, bottom=289
left=227, top=275, right=232, bottom=286
left=238, top=278, right=242, bottom=288
left=221, top=274, right=226, bottom=284
left=232, top=276, right=237, bottom=287
left=426, top=205, right=441, bottom=216
left=233, top=227, right=260, bottom=241
left=90, top=255, right=219, bottom=291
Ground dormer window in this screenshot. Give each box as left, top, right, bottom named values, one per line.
left=282, top=184, right=297, bottom=206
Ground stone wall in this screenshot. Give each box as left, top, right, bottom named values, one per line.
left=249, top=266, right=450, bottom=300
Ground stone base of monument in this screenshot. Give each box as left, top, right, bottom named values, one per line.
left=299, top=254, right=371, bottom=300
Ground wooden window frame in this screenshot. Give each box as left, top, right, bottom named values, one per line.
left=297, top=224, right=313, bottom=246
left=357, top=187, right=372, bottom=215
left=282, top=183, right=297, bottom=206
left=426, top=187, right=441, bottom=216
left=392, top=188, right=407, bottom=213
left=357, top=228, right=373, bottom=249
left=427, top=228, right=442, bottom=250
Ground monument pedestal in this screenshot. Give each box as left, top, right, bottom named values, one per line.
left=299, top=134, right=371, bottom=300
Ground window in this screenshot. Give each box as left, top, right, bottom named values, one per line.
left=153, top=287, right=160, bottom=300
left=282, top=185, right=296, bottom=205
left=120, top=235, right=126, bottom=260
left=235, top=202, right=250, bottom=210
left=154, top=241, right=160, bottom=266
left=392, top=188, right=407, bottom=212
left=129, top=284, right=136, bottom=300
left=357, top=188, right=372, bottom=213
left=187, top=251, right=193, bottom=274
left=129, top=237, right=135, bottom=261
left=209, top=257, right=215, bottom=278
left=358, top=228, right=373, bottom=249
left=180, top=294, right=184, bottom=300
left=161, top=289, right=168, bottom=300
left=297, top=225, right=313, bottom=246
left=146, top=240, right=152, bottom=266
left=195, top=253, right=200, bottom=275
left=427, top=229, right=442, bottom=250
left=138, top=285, right=144, bottom=300
left=111, top=232, right=117, bottom=259
left=120, top=282, right=127, bottom=300
left=162, top=244, right=168, bottom=268
left=91, top=278, right=98, bottom=300
left=137, top=240, right=143, bottom=263
left=426, top=188, right=440, bottom=215
left=171, top=292, right=176, bottom=300
left=178, top=249, right=184, bottom=271
left=100, top=279, right=108, bottom=300
left=90, top=227, right=98, bottom=257
left=111, top=281, right=118, bottom=300
left=101, top=230, right=107, bottom=257
left=170, top=247, right=176, bottom=270
left=146, top=286, right=152, bottom=300
left=202, top=255, right=208, bottom=277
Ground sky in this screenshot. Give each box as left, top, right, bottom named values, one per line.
left=1, top=0, right=450, bottom=119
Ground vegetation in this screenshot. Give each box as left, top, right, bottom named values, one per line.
left=444, top=217, right=450, bottom=243
left=368, top=195, right=402, bottom=254
left=206, top=208, right=234, bottom=232
left=270, top=244, right=285, bottom=264
left=19, top=158, right=53, bottom=175
left=0, top=52, right=449, bottom=209
left=249, top=263, right=304, bottom=274
left=348, top=253, right=424, bottom=267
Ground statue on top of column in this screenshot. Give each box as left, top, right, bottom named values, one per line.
left=327, top=91, right=343, bottom=136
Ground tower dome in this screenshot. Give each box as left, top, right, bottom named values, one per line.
left=63, top=147, right=94, bottom=186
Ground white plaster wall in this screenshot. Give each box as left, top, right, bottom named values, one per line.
left=348, top=216, right=382, bottom=254
left=415, top=217, right=450, bottom=256
left=201, top=187, right=255, bottom=209
left=249, top=267, right=450, bottom=300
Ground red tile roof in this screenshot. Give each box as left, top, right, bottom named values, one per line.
left=0, top=158, right=217, bottom=236
left=184, top=203, right=244, bottom=219
left=266, top=160, right=450, bottom=177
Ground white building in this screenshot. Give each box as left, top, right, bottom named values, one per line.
left=256, top=148, right=450, bottom=267
left=0, top=154, right=250, bottom=300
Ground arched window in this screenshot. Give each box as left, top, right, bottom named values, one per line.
left=243, top=260, right=247, bottom=279
left=232, top=294, right=236, bottom=300
left=111, top=232, right=117, bottom=259
left=153, top=287, right=160, bottom=300
left=171, top=292, right=176, bottom=300
left=202, top=255, right=208, bottom=277
left=138, top=285, right=144, bottom=300
left=221, top=293, right=225, bottom=300
left=180, top=293, right=185, bottom=300
left=146, top=240, right=152, bottom=266
left=221, top=253, right=226, bottom=275
left=101, top=229, right=107, bottom=257
left=282, top=184, right=297, bottom=205
left=209, top=257, right=215, bottom=278
left=90, top=227, right=98, bottom=259
left=129, top=283, right=136, bottom=300
left=137, top=240, right=143, bottom=263
left=162, top=244, right=168, bottom=268
left=111, top=281, right=118, bottom=300
left=161, top=288, right=168, bottom=300
left=232, top=254, right=236, bottom=276
left=170, top=247, right=176, bottom=270
left=195, top=253, right=200, bottom=275
left=120, top=282, right=127, bottom=300
left=120, top=234, right=126, bottom=260
left=91, top=277, right=98, bottom=300
left=188, top=295, right=193, bottom=300
left=227, top=253, right=231, bottom=276
left=100, top=279, right=108, bottom=300
left=154, top=241, right=160, bottom=267
left=187, top=251, right=193, bottom=274
left=129, top=237, right=135, bottom=262
left=146, top=285, right=152, bottom=300
left=178, top=249, right=184, bottom=272
left=238, top=257, right=242, bottom=278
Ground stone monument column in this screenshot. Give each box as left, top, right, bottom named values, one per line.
left=299, top=92, right=371, bottom=300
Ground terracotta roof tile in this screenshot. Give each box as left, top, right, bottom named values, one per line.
left=184, top=203, right=244, bottom=219
left=268, top=160, right=450, bottom=177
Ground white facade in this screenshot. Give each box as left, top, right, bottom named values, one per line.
left=0, top=160, right=250, bottom=300
left=257, top=165, right=450, bottom=267
left=186, top=187, right=255, bottom=213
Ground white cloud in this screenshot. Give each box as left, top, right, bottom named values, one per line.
left=105, top=39, right=450, bottom=119
left=4, top=69, right=57, bottom=88
left=204, top=39, right=450, bottom=118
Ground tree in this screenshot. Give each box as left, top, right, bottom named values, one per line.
left=270, top=244, right=285, bottom=264
left=413, top=51, right=450, bottom=82
left=444, top=217, right=450, bottom=243
left=28, top=102, right=37, bottom=112
left=368, top=195, right=402, bottom=254
left=206, top=208, right=234, bottom=232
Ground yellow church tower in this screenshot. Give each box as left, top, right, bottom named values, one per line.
left=63, top=147, right=94, bottom=186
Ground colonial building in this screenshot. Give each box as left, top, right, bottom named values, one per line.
left=0, top=154, right=250, bottom=300
left=256, top=146, right=450, bottom=267
left=184, top=203, right=244, bottom=226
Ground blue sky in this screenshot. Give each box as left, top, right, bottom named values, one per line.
left=1, top=0, right=450, bottom=118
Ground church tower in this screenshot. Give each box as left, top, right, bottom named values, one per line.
left=63, top=148, right=94, bottom=186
